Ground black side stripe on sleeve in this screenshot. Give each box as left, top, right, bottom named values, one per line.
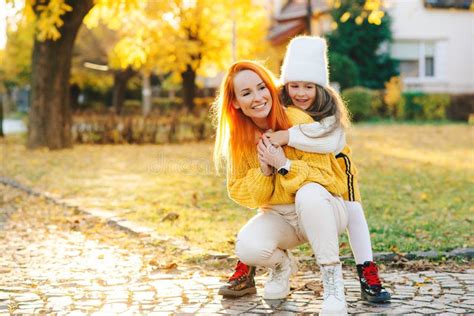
left=336, top=153, right=355, bottom=201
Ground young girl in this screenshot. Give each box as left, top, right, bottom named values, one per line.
left=219, top=36, right=390, bottom=303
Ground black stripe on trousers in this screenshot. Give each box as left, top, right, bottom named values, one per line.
left=335, top=152, right=355, bottom=201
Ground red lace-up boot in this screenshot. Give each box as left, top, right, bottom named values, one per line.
left=356, top=261, right=391, bottom=303
left=218, top=261, right=256, bottom=297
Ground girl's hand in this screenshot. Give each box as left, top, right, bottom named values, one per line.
left=264, top=130, right=289, bottom=147
left=259, top=135, right=288, bottom=169
left=257, top=139, right=274, bottom=176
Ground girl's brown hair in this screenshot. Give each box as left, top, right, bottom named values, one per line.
left=280, top=84, right=351, bottom=134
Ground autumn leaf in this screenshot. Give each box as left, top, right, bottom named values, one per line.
left=149, top=258, right=178, bottom=270
left=162, top=212, right=180, bottom=222
left=97, top=279, right=107, bottom=286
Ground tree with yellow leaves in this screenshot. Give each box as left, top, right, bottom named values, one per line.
left=94, top=0, right=271, bottom=111
left=7, top=0, right=139, bottom=149
left=19, top=0, right=95, bottom=149
left=7, top=0, right=386, bottom=149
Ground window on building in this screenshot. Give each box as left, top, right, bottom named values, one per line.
left=400, top=60, right=419, bottom=77
left=425, top=57, right=434, bottom=77
left=424, top=43, right=435, bottom=77
left=424, top=0, right=472, bottom=10
left=391, top=41, right=436, bottom=79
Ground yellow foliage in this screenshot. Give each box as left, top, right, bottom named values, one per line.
left=0, top=20, right=34, bottom=86
left=329, top=0, right=342, bottom=9
left=89, top=0, right=270, bottom=80
left=84, top=0, right=140, bottom=30
left=364, top=0, right=384, bottom=25
left=33, top=0, right=73, bottom=41
left=384, top=76, right=405, bottom=119
left=340, top=12, right=351, bottom=23
left=363, top=0, right=381, bottom=11
left=368, top=9, right=384, bottom=25
left=70, top=67, right=113, bottom=91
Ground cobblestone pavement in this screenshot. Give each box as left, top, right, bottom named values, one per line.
left=1, top=185, right=473, bottom=315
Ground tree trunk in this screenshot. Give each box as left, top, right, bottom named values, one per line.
left=142, top=72, right=152, bottom=116
left=0, top=95, right=4, bottom=138
left=181, top=64, right=197, bottom=111
left=112, top=66, right=135, bottom=115
left=27, top=0, right=94, bottom=150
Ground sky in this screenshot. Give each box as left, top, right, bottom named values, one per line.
left=0, top=0, right=7, bottom=49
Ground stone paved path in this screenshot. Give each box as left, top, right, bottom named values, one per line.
left=1, top=185, right=473, bottom=315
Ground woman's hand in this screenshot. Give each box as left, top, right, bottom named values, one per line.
left=264, top=130, right=289, bottom=147
left=258, top=135, right=288, bottom=169
left=257, top=139, right=274, bottom=176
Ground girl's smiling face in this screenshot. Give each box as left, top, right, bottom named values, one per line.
left=287, top=81, right=317, bottom=110
left=232, top=70, right=273, bottom=127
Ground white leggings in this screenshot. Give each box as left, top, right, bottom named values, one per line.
left=346, top=201, right=373, bottom=264
left=236, top=183, right=348, bottom=267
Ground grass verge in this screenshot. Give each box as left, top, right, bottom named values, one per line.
left=2, top=123, right=473, bottom=257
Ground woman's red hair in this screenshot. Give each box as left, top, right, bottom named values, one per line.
left=212, top=60, right=292, bottom=173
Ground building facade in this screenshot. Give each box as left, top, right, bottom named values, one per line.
left=387, top=0, right=474, bottom=93
left=270, top=0, right=474, bottom=93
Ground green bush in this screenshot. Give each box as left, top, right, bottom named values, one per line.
left=403, top=92, right=425, bottom=120
left=122, top=97, right=215, bottom=115
left=342, top=86, right=380, bottom=121
left=415, top=94, right=450, bottom=120
left=328, top=52, right=360, bottom=90
left=370, top=90, right=385, bottom=118
left=403, top=92, right=450, bottom=120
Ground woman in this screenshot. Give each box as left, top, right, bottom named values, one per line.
left=220, top=36, right=390, bottom=304
left=213, top=60, right=350, bottom=314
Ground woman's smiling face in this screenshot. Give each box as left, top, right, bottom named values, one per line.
left=232, top=70, right=273, bottom=125
left=287, top=81, right=317, bottom=110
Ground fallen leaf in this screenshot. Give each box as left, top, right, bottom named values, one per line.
left=149, top=258, right=160, bottom=266
left=162, top=262, right=178, bottom=270
left=97, top=279, right=107, bottom=286
left=149, top=259, right=177, bottom=270
left=191, top=192, right=198, bottom=207
left=181, top=294, right=189, bottom=304
left=161, top=212, right=179, bottom=222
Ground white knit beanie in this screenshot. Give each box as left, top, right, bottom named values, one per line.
left=281, top=36, right=329, bottom=87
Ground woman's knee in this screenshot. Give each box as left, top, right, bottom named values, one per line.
left=235, top=232, right=276, bottom=266
left=235, top=211, right=296, bottom=266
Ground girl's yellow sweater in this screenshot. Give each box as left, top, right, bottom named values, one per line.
left=227, top=107, right=348, bottom=209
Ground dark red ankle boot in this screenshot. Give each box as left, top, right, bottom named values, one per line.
left=357, top=261, right=391, bottom=303
left=218, top=261, right=256, bottom=297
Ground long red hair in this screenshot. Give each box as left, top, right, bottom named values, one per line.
left=212, top=60, right=292, bottom=173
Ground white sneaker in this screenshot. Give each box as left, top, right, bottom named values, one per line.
left=320, top=264, right=348, bottom=315
left=263, top=250, right=298, bottom=299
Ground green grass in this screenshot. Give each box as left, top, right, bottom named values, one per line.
left=4, top=111, right=28, bottom=120
left=1, top=123, right=473, bottom=257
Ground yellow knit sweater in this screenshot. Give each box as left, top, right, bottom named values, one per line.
left=227, top=107, right=348, bottom=209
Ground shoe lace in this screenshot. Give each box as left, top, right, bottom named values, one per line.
left=322, top=267, right=337, bottom=299
left=267, top=265, right=281, bottom=284
left=229, top=261, right=249, bottom=281
left=363, top=263, right=382, bottom=287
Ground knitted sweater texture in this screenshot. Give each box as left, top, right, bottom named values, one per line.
left=227, top=107, right=348, bottom=209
